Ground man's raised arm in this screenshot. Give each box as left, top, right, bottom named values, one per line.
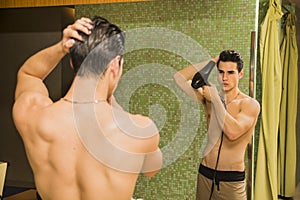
left=173, top=56, right=219, bottom=102
left=14, top=17, right=93, bottom=100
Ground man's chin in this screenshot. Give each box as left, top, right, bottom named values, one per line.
left=221, top=87, right=230, bottom=92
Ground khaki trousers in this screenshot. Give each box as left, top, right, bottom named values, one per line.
left=196, top=172, right=247, bottom=200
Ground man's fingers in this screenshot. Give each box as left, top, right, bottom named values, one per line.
left=78, top=17, right=93, bottom=25
left=77, top=17, right=93, bottom=33
left=197, top=87, right=203, bottom=96
left=64, top=17, right=93, bottom=41
left=67, top=26, right=84, bottom=41
left=72, top=19, right=93, bottom=36
left=202, top=86, right=211, bottom=100
left=61, top=17, right=93, bottom=52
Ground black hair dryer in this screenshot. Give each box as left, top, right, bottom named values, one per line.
left=191, top=61, right=215, bottom=89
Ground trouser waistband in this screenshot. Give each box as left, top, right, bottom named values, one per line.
left=199, top=164, right=245, bottom=182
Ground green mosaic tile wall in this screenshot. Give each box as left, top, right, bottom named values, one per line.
left=75, top=1, right=257, bottom=199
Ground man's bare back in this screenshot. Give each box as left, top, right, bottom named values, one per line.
left=13, top=16, right=161, bottom=200
left=14, top=98, right=158, bottom=200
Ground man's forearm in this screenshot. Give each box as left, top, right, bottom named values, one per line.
left=173, top=60, right=214, bottom=101
left=211, top=95, right=241, bottom=141
left=19, top=41, right=67, bottom=80
left=175, top=60, right=211, bottom=81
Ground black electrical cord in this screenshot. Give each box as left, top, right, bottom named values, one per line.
left=208, top=132, right=224, bottom=200
left=208, top=96, right=226, bottom=200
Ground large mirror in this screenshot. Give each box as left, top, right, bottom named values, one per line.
left=0, top=0, right=299, bottom=199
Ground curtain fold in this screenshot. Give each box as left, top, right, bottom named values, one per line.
left=278, top=11, right=298, bottom=198
left=254, top=0, right=283, bottom=199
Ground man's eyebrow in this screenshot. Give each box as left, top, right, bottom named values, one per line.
left=218, top=69, right=236, bottom=73
left=228, top=70, right=236, bottom=73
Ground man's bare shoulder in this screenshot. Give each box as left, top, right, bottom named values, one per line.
left=126, top=113, right=160, bottom=152
left=239, top=93, right=260, bottom=114
left=129, top=113, right=157, bottom=128
left=14, top=91, right=53, bottom=111
left=13, top=92, right=53, bottom=135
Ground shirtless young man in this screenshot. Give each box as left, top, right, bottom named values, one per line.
left=174, top=50, right=260, bottom=200
left=12, top=16, right=162, bottom=200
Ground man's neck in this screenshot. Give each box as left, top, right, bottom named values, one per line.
left=65, top=76, right=109, bottom=102
left=221, top=88, right=240, bottom=105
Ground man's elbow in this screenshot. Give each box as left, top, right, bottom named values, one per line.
left=141, top=149, right=162, bottom=178
left=173, top=73, right=181, bottom=84
left=143, top=169, right=160, bottom=178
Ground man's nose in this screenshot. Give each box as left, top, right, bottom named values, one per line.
left=222, top=73, right=228, bottom=80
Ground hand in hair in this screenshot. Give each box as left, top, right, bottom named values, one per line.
left=62, top=17, right=93, bottom=53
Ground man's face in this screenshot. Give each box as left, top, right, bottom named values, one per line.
left=217, top=61, right=243, bottom=92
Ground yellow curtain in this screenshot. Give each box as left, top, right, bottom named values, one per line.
left=254, top=0, right=283, bottom=199
left=278, top=11, right=298, bottom=198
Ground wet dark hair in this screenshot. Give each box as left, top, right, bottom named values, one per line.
left=216, top=50, right=243, bottom=72
left=70, top=16, right=125, bottom=77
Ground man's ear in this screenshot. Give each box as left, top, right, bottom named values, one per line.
left=108, top=55, right=122, bottom=76
left=239, top=69, right=244, bottom=79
